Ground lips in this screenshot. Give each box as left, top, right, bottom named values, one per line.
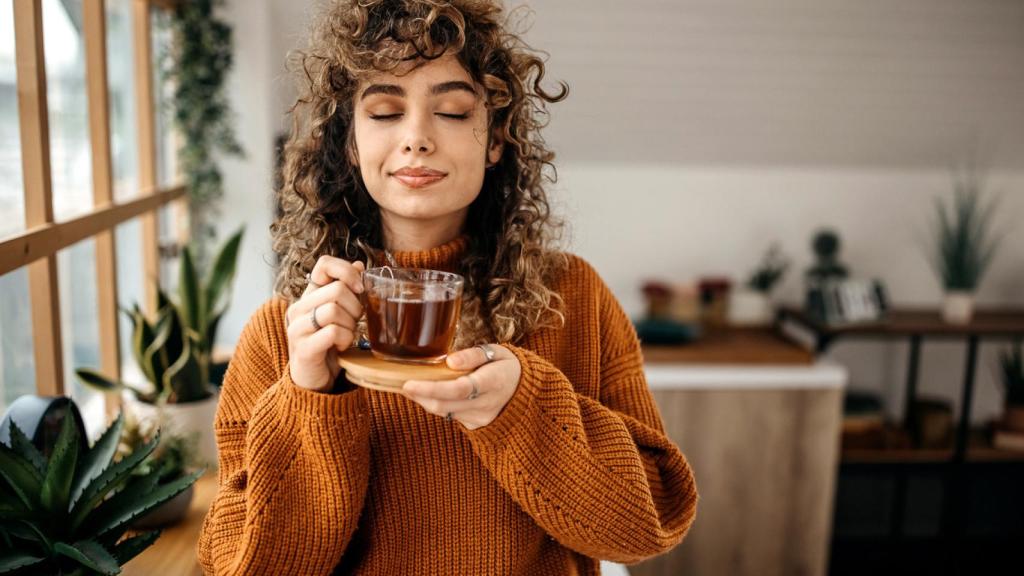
left=391, top=166, right=447, bottom=189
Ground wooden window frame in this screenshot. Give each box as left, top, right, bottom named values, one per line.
left=6, top=0, right=184, bottom=406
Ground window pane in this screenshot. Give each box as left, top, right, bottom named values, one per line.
left=0, top=0, right=25, bottom=241
left=58, top=237, right=104, bottom=438
left=115, top=218, right=144, bottom=386
left=106, top=0, right=138, bottom=203
left=43, top=0, right=94, bottom=223
left=152, top=8, right=178, bottom=189
left=0, top=268, right=35, bottom=414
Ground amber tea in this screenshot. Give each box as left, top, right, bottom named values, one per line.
left=362, top=268, right=464, bottom=364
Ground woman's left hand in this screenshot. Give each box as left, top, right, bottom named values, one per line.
left=402, top=344, right=521, bottom=430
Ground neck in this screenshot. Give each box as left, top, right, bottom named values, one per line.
left=380, top=210, right=467, bottom=252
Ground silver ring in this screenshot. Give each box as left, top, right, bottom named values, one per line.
left=305, top=272, right=323, bottom=289
left=310, top=305, right=323, bottom=331
left=467, top=374, right=480, bottom=400
left=476, top=343, right=496, bottom=363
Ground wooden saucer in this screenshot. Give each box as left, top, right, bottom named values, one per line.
left=337, top=349, right=469, bottom=393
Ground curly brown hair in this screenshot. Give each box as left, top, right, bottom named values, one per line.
left=272, top=0, right=570, bottom=346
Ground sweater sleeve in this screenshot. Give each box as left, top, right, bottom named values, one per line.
left=462, top=270, right=698, bottom=564
left=197, top=301, right=371, bottom=576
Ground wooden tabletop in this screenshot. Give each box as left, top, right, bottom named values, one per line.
left=641, top=327, right=815, bottom=365
left=779, top=306, right=1024, bottom=337
left=122, top=473, right=216, bottom=576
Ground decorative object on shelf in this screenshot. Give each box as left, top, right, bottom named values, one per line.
left=637, top=281, right=702, bottom=344
left=0, top=398, right=201, bottom=575
left=161, top=0, right=245, bottom=267
left=75, top=229, right=244, bottom=467
left=910, top=396, right=954, bottom=449
left=698, top=276, right=732, bottom=328
left=841, top=390, right=885, bottom=450
left=730, top=243, right=790, bottom=327
left=993, top=341, right=1024, bottom=451
left=926, top=167, right=1002, bottom=325
left=803, top=229, right=888, bottom=326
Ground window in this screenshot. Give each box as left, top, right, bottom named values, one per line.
left=0, top=0, right=184, bottom=431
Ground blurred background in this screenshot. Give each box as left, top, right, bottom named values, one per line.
left=1, top=1, right=1022, bottom=575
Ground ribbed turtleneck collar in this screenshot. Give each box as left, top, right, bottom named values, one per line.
left=384, top=234, right=469, bottom=272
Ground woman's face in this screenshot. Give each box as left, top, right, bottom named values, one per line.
left=352, top=54, right=503, bottom=233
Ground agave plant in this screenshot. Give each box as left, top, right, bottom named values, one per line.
left=929, top=174, right=1001, bottom=292
left=75, top=229, right=243, bottom=404
left=0, top=410, right=201, bottom=575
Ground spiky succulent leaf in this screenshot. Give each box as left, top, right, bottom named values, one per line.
left=70, top=413, right=123, bottom=508
left=6, top=421, right=45, bottom=477
left=69, top=432, right=160, bottom=533
left=54, top=540, right=119, bottom=576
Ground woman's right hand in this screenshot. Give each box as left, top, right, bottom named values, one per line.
left=285, top=256, right=366, bottom=392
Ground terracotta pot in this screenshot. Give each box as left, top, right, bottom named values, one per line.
left=941, top=291, right=975, bottom=325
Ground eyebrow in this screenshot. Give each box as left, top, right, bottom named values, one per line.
left=360, top=80, right=478, bottom=101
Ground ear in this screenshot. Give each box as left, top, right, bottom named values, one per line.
left=486, top=131, right=504, bottom=168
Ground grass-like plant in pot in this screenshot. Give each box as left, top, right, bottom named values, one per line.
left=927, top=173, right=1001, bottom=324
left=999, top=341, right=1024, bottom=433
left=0, top=409, right=200, bottom=575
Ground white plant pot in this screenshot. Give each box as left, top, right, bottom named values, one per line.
left=123, top=390, right=220, bottom=469
left=941, top=291, right=975, bottom=325
left=728, top=289, right=774, bottom=327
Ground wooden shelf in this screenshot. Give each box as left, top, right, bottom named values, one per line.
left=642, top=327, right=815, bottom=365
left=779, top=306, right=1024, bottom=339
left=841, top=426, right=1024, bottom=464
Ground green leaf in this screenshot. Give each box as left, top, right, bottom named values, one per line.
left=70, top=413, right=124, bottom=508
left=179, top=246, right=202, bottom=335
left=0, top=550, right=46, bottom=574
left=110, top=530, right=161, bottom=565
left=0, top=442, right=43, bottom=510
left=143, top=307, right=176, bottom=389
left=69, top=432, right=161, bottom=534
left=204, top=228, right=243, bottom=319
left=40, top=409, right=80, bottom=515
left=86, top=470, right=202, bottom=537
left=54, top=540, right=119, bottom=576
left=7, top=421, right=46, bottom=477
left=163, top=332, right=208, bottom=403
left=74, top=368, right=126, bottom=394
left=130, top=306, right=158, bottom=385
left=0, top=519, right=51, bottom=553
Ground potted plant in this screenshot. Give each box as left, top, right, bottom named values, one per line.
left=731, top=243, right=790, bottom=326
left=927, top=172, right=1001, bottom=324
left=115, top=411, right=200, bottom=528
left=76, top=229, right=243, bottom=467
left=999, top=341, right=1024, bottom=433
left=0, top=402, right=200, bottom=575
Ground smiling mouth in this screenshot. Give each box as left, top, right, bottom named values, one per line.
left=391, top=173, right=447, bottom=189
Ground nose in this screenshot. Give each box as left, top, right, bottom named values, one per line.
left=401, top=112, right=435, bottom=155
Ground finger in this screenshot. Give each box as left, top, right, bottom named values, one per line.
left=403, top=374, right=485, bottom=402
left=307, top=256, right=366, bottom=296
left=300, top=325, right=355, bottom=359
left=289, top=302, right=357, bottom=338
left=445, top=344, right=510, bottom=370
left=403, top=392, right=477, bottom=419
left=296, top=281, right=364, bottom=321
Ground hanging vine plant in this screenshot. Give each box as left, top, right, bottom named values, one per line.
left=163, top=0, right=244, bottom=265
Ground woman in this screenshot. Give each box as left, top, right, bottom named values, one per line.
left=198, top=1, right=697, bottom=574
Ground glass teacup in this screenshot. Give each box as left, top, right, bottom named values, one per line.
left=361, top=267, right=464, bottom=364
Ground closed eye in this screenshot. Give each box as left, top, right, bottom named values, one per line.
left=369, top=113, right=402, bottom=121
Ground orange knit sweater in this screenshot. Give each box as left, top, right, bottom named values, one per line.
left=197, top=235, right=698, bottom=575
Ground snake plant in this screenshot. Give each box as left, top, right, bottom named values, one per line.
left=75, top=229, right=243, bottom=404
left=0, top=410, right=201, bottom=575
